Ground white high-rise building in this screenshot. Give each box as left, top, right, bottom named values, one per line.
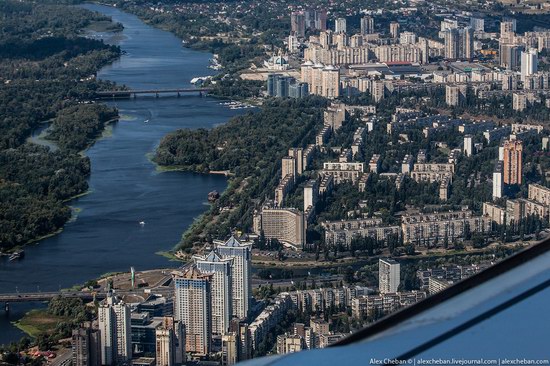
left=464, top=135, right=474, bottom=157
left=195, top=250, right=233, bottom=335
left=335, top=18, right=347, bottom=34
left=493, top=162, right=504, bottom=200
left=216, top=236, right=252, bottom=319
left=98, top=295, right=131, bottom=366
left=173, top=265, right=212, bottom=356
left=379, top=258, right=400, bottom=294
left=521, top=48, right=538, bottom=82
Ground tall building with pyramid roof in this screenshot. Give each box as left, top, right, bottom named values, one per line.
left=194, top=250, right=233, bottom=335
left=215, top=236, right=253, bottom=319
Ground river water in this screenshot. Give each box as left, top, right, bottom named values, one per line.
left=0, top=4, right=243, bottom=344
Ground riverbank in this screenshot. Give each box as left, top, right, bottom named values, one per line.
left=1, top=2, right=246, bottom=345
left=0, top=1, right=123, bottom=255
left=13, top=310, right=67, bottom=339
left=152, top=97, right=326, bottom=251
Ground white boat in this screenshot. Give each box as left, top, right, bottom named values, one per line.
left=144, top=119, right=149, bottom=123
left=139, top=221, right=145, bottom=226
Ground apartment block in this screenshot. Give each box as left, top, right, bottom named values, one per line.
left=411, top=163, right=454, bottom=183
left=401, top=210, right=491, bottom=244
left=253, top=207, right=305, bottom=247
left=351, top=291, right=426, bottom=319
left=172, top=265, right=212, bottom=356
left=323, top=218, right=400, bottom=248
left=321, top=161, right=364, bottom=184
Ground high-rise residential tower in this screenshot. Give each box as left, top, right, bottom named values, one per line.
left=335, top=18, right=347, bottom=34
left=195, top=250, right=233, bottom=335
left=379, top=258, right=401, bottom=294
left=521, top=48, right=538, bottom=82
left=360, top=16, right=374, bottom=35
left=98, top=295, right=132, bottom=366
left=503, top=139, right=523, bottom=185
left=290, top=12, right=306, bottom=38
left=173, top=265, right=212, bottom=356
left=216, top=236, right=253, bottom=319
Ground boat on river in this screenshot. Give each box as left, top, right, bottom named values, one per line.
left=8, top=250, right=24, bottom=261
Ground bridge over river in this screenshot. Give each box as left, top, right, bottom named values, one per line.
left=0, top=286, right=173, bottom=312
left=95, top=87, right=213, bottom=99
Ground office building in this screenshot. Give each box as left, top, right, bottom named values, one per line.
left=195, top=250, right=233, bottom=335
left=379, top=258, right=401, bottom=294
left=216, top=236, right=253, bottom=320
left=503, top=139, right=523, bottom=185
left=173, top=265, right=212, bottom=356
left=131, top=313, right=163, bottom=356
left=98, top=295, right=132, bottom=366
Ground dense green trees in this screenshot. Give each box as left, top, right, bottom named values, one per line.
left=155, top=97, right=328, bottom=248
left=0, top=1, right=120, bottom=251
left=48, top=104, right=118, bottom=151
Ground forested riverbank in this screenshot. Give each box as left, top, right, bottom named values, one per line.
left=154, top=97, right=328, bottom=251
left=0, top=1, right=121, bottom=251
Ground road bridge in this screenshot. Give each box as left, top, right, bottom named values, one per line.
left=95, top=88, right=212, bottom=99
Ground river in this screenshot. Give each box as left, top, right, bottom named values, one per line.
left=0, top=4, right=244, bottom=344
